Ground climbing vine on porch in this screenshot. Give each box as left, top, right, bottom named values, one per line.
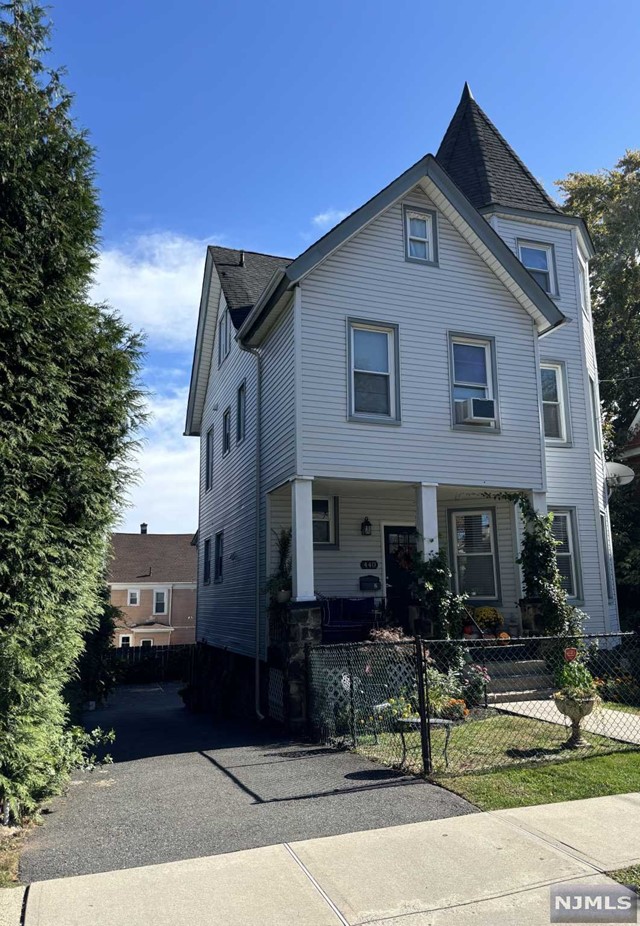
left=409, top=548, right=469, bottom=640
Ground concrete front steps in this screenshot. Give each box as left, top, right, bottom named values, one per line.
left=483, top=658, right=555, bottom=705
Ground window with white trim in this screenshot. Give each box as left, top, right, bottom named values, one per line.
left=578, top=257, right=590, bottom=317
left=127, top=588, right=139, bottom=606
left=450, top=510, right=498, bottom=600
left=518, top=241, right=557, bottom=295
left=214, top=531, right=224, bottom=583
left=205, top=427, right=214, bottom=491
left=589, top=377, right=602, bottom=453
left=404, top=207, right=436, bottom=263
left=550, top=510, right=579, bottom=599
left=312, top=497, right=337, bottom=546
left=140, top=639, right=153, bottom=649
left=217, top=310, right=232, bottom=365
left=153, top=589, right=167, bottom=615
left=203, top=538, right=211, bottom=585
left=119, top=635, right=131, bottom=649
left=349, top=321, right=398, bottom=420
left=600, top=513, right=614, bottom=600
left=540, top=362, right=568, bottom=442
left=222, top=408, right=231, bottom=455
left=450, top=335, right=497, bottom=427
left=236, top=382, right=246, bottom=444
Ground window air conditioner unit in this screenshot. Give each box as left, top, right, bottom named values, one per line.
left=460, top=397, right=495, bottom=424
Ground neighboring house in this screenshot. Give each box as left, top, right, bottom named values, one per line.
left=108, top=525, right=197, bottom=648
left=185, top=85, right=617, bottom=720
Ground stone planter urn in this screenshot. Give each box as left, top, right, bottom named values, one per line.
left=276, top=589, right=292, bottom=605
left=553, top=694, right=599, bottom=748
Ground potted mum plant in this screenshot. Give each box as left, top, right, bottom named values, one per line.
left=553, top=660, right=600, bottom=748
left=266, top=528, right=292, bottom=604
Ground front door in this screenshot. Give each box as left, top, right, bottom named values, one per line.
left=384, top=526, right=418, bottom=627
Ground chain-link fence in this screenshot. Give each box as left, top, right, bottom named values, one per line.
left=307, top=633, right=640, bottom=777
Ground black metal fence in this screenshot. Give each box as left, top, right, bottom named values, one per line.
left=112, top=644, right=195, bottom=684
left=307, top=633, right=640, bottom=776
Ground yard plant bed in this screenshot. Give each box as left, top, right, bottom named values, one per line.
left=0, top=827, right=25, bottom=888
left=435, top=752, right=640, bottom=811
left=355, top=709, right=636, bottom=776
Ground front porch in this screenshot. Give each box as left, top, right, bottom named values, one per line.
left=267, top=478, right=546, bottom=644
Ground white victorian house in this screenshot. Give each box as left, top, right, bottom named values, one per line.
left=185, top=85, right=617, bottom=719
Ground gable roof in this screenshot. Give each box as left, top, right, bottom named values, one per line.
left=238, top=152, right=566, bottom=345
left=108, top=533, right=196, bottom=584
left=209, top=247, right=291, bottom=329
left=436, top=84, right=561, bottom=216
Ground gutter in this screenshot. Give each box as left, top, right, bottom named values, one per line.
left=238, top=340, right=265, bottom=720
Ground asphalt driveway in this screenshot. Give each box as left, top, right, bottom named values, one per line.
left=20, top=683, right=475, bottom=882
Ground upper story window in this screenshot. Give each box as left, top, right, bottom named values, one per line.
left=550, top=509, right=580, bottom=599
left=218, top=309, right=232, bottom=366
left=205, top=427, right=214, bottom=491
left=578, top=257, right=590, bottom=317
left=153, top=589, right=167, bottom=615
left=540, top=362, right=569, bottom=444
left=236, top=382, right=246, bottom=444
left=203, top=538, right=211, bottom=585
left=348, top=319, right=400, bottom=422
left=222, top=408, right=231, bottom=455
left=403, top=206, right=438, bottom=265
left=127, top=588, right=139, bottom=606
left=518, top=240, right=558, bottom=296
left=449, top=334, right=498, bottom=429
left=589, top=377, right=602, bottom=453
left=214, top=531, right=224, bottom=583
left=312, top=497, right=339, bottom=548
left=450, top=509, right=499, bottom=601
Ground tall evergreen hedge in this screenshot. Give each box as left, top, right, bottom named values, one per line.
left=0, top=1, right=145, bottom=818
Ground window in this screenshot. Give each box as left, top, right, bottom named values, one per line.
left=222, top=408, right=231, bottom=455
left=540, top=362, right=568, bottom=442
left=600, top=513, right=614, bottom=600
left=312, top=497, right=338, bottom=547
left=203, top=538, right=211, bottom=585
left=450, top=510, right=499, bottom=600
left=403, top=206, right=437, bottom=264
left=518, top=241, right=557, bottom=295
left=578, top=257, right=590, bottom=316
left=205, top=427, right=214, bottom=491
left=217, top=310, right=232, bottom=365
left=348, top=320, right=399, bottom=421
left=119, top=635, right=131, bottom=649
left=550, top=510, right=579, bottom=599
left=140, top=639, right=153, bottom=649
left=589, top=377, right=602, bottom=453
left=236, top=382, right=246, bottom=444
left=127, top=589, right=139, bottom=606
left=449, top=334, right=497, bottom=427
left=153, top=589, right=167, bottom=615
left=214, top=532, right=224, bottom=583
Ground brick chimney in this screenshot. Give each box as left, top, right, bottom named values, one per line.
left=140, top=523, right=148, bottom=535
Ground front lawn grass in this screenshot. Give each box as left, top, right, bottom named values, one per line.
left=603, top=701, right=640, bottom=716
left=437, top=751, right=640, bottom=810
left=608, top=864, right=640, bottom=892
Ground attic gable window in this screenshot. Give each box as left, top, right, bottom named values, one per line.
left=518, top=241, right=558, bottom=296
left=403, top=206, right=438, bottom=265
left=217, top=309, right=232, bottom=366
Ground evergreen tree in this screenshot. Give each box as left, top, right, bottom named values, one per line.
left=0, top=1, right=145, bottom=817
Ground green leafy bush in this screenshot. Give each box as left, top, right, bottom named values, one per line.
left=555, top=661, right=598, bottom=699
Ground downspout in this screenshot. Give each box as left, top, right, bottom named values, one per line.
left=239, top=341, right=264, bottom=720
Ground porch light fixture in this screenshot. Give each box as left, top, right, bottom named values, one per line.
left=361, top=517, right=372, bottom=536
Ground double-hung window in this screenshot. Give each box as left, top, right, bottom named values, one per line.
left=449, top=334, right=497, bottom=427
left=120, top=635, right=131, bottom=649
left=404, top=206, right=437, bottom=264
left=153, top=589, right=167, bottom=615
left=348, top=320, right=399, bottom=421
left=549, top=510, right=580, bottom=599
left=518, top=241, right=557, bottom=295
left=450, top=509, right=499, bottom=600
left=205, top=427, right=214, bottom=490
left=578, top=257, right=590, bottom=317
left=127, top=588, right=139, bottom=606
left=600, top=513, right=614, bottom=600
left=222, top=408, right=231, bottom=455
left=312, top=497, right=338, bottom=547
left=589, top=377, right=602, bottom=453
left=214, top=532, right=224, bottom=583
left=236, top=382, right=246, bottom=444
left=203, top=538, right=211, bottom=585
left=218, top=310, right=232, bottom=365
left=540, top=362, right=569, bottom=443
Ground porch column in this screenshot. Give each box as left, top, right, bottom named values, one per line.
left=416, top=483, right=439, bottom=558
left=291, top=476, right=315, bottom=602
left=528, top=490, right=547, bottom=517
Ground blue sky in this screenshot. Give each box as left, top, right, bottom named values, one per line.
left=50, top=0, right=640, bottom=533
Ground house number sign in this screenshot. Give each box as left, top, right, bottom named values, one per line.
left=360, top=560, right=378, bottom=570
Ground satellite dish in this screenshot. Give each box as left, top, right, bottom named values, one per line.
left=606, top=461, right=635, bottom=489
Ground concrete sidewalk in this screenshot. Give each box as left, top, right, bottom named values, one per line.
left=22, top=792, right=640, bottom=925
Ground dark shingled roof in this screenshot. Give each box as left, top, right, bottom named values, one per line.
left=209, top=246, right=291, bottom=329
left=436, top=84, right=561, bottom=215
left=109, top=533, right=196, bottom=584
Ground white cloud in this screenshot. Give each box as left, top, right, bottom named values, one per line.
left=92, top=232, right=209, bottom=346
left=116, top=386, right=199, bottom=534
left=311, top=208, right=349, bottom=230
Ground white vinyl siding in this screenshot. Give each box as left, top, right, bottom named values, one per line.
left=540, top=362, right=568, bottom=443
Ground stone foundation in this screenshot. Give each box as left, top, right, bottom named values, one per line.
left=267, top=601, right=322, bottom=732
